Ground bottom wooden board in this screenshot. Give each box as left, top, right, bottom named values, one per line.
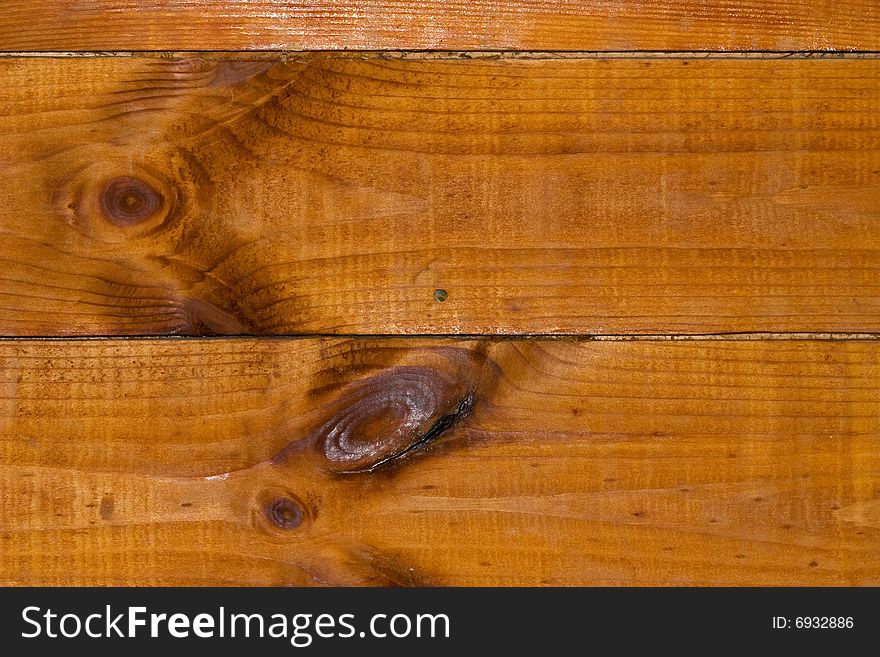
left=0, top=338, right=878, bottom=585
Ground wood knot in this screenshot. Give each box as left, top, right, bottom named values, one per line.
left=315, top=367, right=476, bottom=473
left=269, top=347, right=496, bottom=475
left=267, top=496, right=304, bottom=530
left=101, top=176, right=164, bottom=225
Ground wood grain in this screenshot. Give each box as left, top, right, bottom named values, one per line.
left=0, top=1, right=878, bottom=52
left=1, top=337, right=878, bottom=585
left=3, top=55, right=880, bottom=335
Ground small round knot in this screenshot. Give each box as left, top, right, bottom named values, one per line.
left=100, top=176, right=164, bottom=225
left=268, top=496, right=304, bottom=530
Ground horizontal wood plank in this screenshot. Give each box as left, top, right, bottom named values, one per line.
left=1, top=338, right=878, bottom=585
left=0, top=1, right=878, bottom=52
left=4, top=56, right=880, bottom=335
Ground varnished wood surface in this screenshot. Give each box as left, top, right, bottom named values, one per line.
left=1, top=338, right=877, bottom=585
left=3, top=56, right=880, bottom=335
left=0, top=1, right=878, bottom=52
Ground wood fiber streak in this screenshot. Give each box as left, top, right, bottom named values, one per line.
left=0, top=1, right=878, bottom=52
left=0, top=338, right=878, bottom=585
left=3, top=56, right=880, bottom=335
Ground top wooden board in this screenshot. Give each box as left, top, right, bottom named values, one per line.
left=0, top=1, right=878, bottom=52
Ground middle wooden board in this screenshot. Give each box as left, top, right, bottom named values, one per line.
left=1, top=55, right=879, bottom=335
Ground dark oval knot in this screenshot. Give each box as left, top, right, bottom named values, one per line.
left=100, top=176, right=164, bottom=225
left=268, top=496, right=304, bottom=530
left=318, top=367, right=474, bottom=473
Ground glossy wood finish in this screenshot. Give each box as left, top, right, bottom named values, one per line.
left=3, top=56, right=880, bottom=335
left=3, top=0, right=879, bottom=588
left=0, top=1, right=878, bottom=52
left=1, top=338, right=877, bottom=585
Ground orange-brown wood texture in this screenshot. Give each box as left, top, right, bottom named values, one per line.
left=3, top=55, right=880, bottom=335
left=1, top=338, right=878, bottom=585
left=2, top=1, right=879, bottom=588
left=0, top=1, right=878, bottom=52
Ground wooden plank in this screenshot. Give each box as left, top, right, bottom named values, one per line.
left=0, top=1, right=878, bottom=52
left=3, top=56, right=880, bottom=336
left=0, top=337, right=877, bottom=585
